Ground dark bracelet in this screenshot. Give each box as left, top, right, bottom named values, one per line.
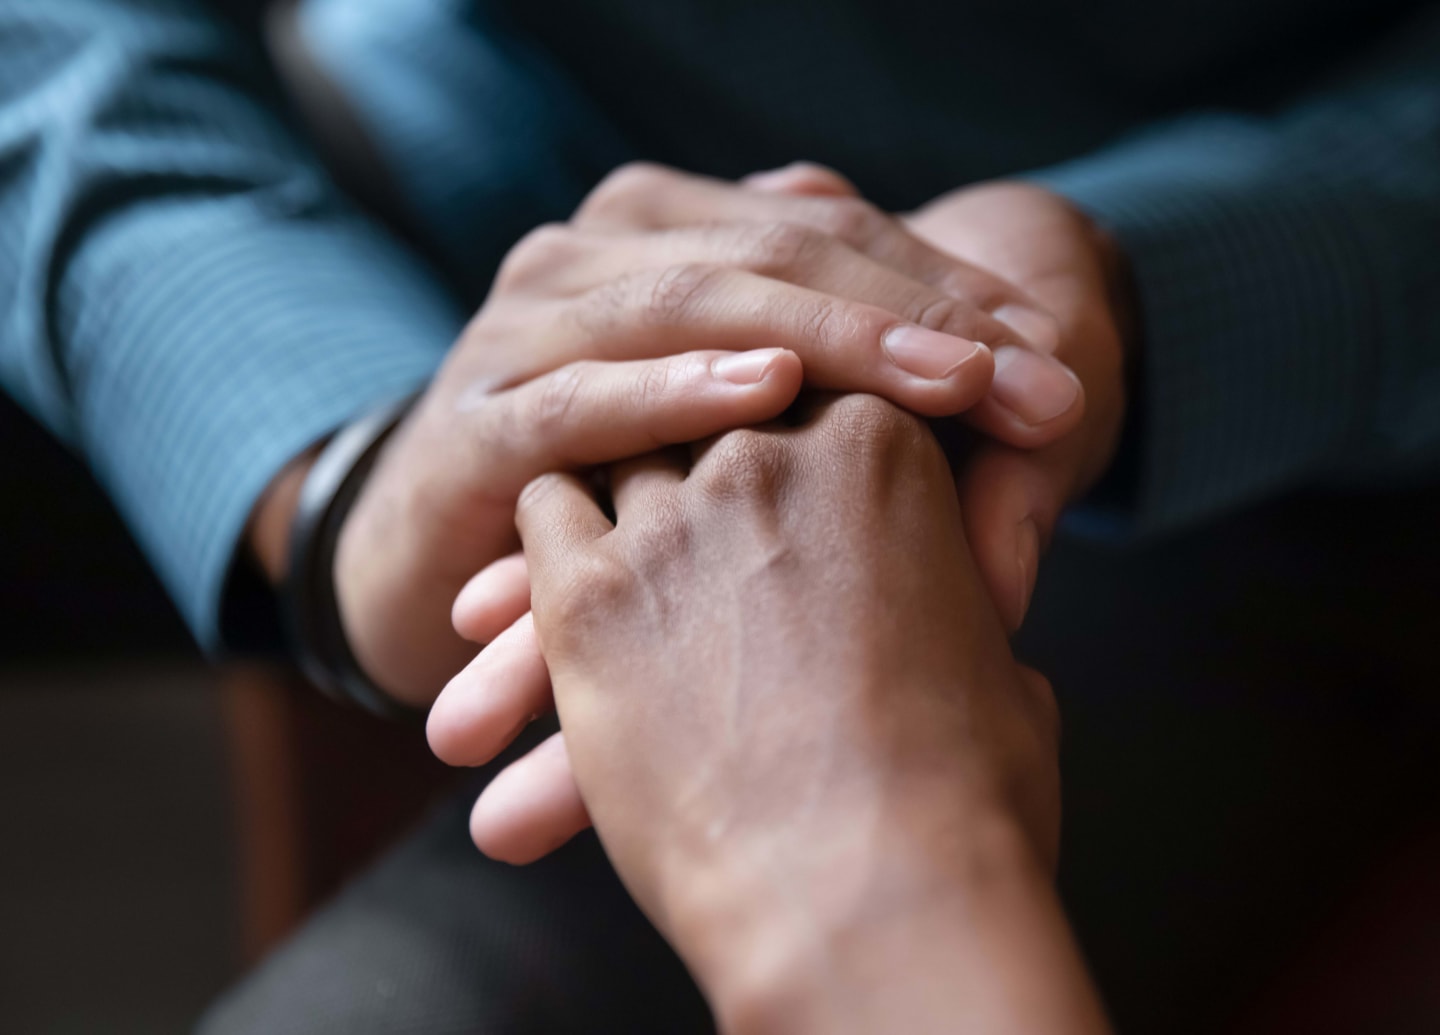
left=285, top=392, right=421, bottom=718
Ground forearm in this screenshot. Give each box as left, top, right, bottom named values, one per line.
left=685, top=794, right=1109, bottom=1034
left=1029, top=3, right=1440, bottom=531
left=0, top=1, right=460, bottom=648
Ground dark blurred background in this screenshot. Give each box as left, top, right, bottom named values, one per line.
left=0, top=396, right=450, bottom=1034
left=0, top=394, right=234, bottom=1033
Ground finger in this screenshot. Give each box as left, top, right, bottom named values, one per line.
left=500, top=224, right=1040, bottom=350
left=452, top=553, right=530, bottom=645
left=527, top=267, right=993, bottom=419
left=428, top=612, right=554, bottom=767
left=576, top=164, right=1082, bottom=440
left=517, top=235, right=1080, bottom=448
left=513, top=471, right=615, bottom=611
left=609, top=448, right=687, bottom=520
left=577, top=164, right=1030, bottom=305
left=741, top=161, right=859, bottom=197
left=957, top=444, right=1080, bottom=632
left=475, top=348, right=803, bottom=500
left=469, top=732, right=592, bottom=864
left=514, top=469, right=613, bottom=548
left=961, top=344, right=1086, bottom=448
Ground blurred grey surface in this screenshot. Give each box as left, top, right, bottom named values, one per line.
left=0, top=661, right=238, bottom=1035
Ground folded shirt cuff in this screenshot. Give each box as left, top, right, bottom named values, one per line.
left=58, top=197, right=462, bottom=653
left=1029, top=115, right=1377, bottom=536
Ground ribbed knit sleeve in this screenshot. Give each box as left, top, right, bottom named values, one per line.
left=0, top=2, right=463, bottom=649
left=1032, top=6, right=1440, bottom=534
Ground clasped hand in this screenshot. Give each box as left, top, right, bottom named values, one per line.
left=335, top=162, right=1096, bottom=711
left=417, top=163, right=1127, bottom=866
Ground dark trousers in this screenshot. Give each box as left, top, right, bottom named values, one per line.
left=199, top=487, right=1440, bottom=1034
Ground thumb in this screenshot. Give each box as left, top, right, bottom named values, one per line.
left=958, top=442, right=1082, bottom=632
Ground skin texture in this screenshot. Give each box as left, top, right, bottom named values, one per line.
left=906, top=181, right=1130, bottom=633
left=443, top=395, right=1111, bottom=1034
left=437, top=167, right=1129, bottom=861
left=248, top=163, right=1086, bottom=706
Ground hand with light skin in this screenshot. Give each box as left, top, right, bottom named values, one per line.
left=433, top=396, right=1111, bottom=1034
left=434, top=165, right=1129, bottom=861
left=905, top=180, right=1131, bottom=632
left=246, top=162, right=1085, bottom=708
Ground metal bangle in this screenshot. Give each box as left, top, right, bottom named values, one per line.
left=284, top=392, right=421, bottom=718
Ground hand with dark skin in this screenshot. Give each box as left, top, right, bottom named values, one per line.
left=435, top=395, right=1111, bottom=1034
left=247, top=163, right=1085, bottom=708
left=437, top=165, right=1130, bottom=861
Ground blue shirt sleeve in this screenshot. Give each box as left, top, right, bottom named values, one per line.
left=0, top=1, right=465, bottom=651
left=1032, top=5, right=1440, bottom=536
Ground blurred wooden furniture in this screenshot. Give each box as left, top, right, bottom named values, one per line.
left=220, top=664, right=456, bottom=961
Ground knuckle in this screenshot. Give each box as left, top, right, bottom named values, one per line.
left=582, top=161, right=672, bottom=218
left=516, top=472, right=565, bottom=514
left=827, top=393, right=931, bottom=457
left=494, top=222, right=576, bottom=291
left=527, top=362, right=590, bottom=438
left=911, top=294, right=968, bottom=335
left=570, top=274, right=629, bottom=338
left=947, top=267, right=1018, bottom=312
left=788, top=161, right=852, bottom=192
left=609, top=160, right=672, bottom=192
left=812, top=196, right=885, bottom=247
left=645, top=262, right=721, bottom=323
left=695, top=428, right=788, bottom=501
left=829, top=390, right=908, bottom=428
left=739, top=220, right=823, bottom=272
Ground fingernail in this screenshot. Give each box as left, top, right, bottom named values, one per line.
left=712, top=349, right=783, bottom=384
left=993, top=304, right=1061, bottom=354
left=1014, top=517, right=1040, bottom=630
left=990, top=345, right=1081, bottom=426
left=882, top=325, right=987, bottom=381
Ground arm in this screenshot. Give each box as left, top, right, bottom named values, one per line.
left=3, top=6, right=1080, bottom=701
left=267, top=162, right=1087, bottom=708
left=1027, top=3, right=1440, bottom=530
left=701, top=816, right=1107, bottom=1035
left=447, top=395, right=1109, bottom=1033
left=0, top=0, right=462, bottom=649
left=902, top=0, right=1440, bottom=624
left=875, top=10, right=1440, bottom=635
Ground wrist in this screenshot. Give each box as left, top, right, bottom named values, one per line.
left=250, top=395, right=424, bottom=715
left=246, top=447, right=321, bottom=585
left=680, top=796, right=1043, bottom=1034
